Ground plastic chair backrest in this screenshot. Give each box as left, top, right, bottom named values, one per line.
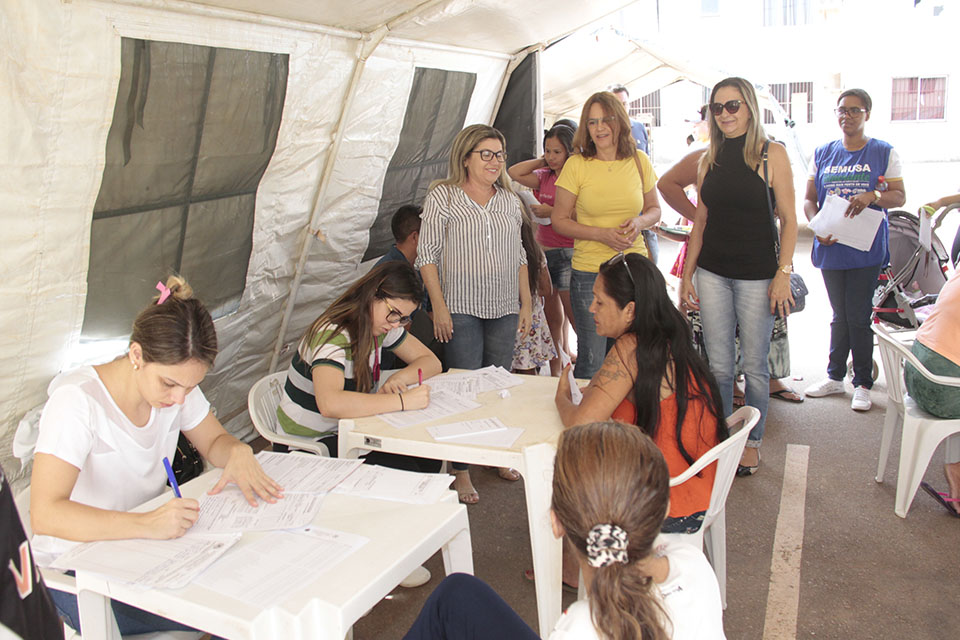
left=669, top=406, right=759, bottom=526
left=248, top=372, right=287, bottom=439
left=872, top=325, right=960, bottom=401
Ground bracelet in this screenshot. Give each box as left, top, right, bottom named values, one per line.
left=399, top=393, right=405, bottom=411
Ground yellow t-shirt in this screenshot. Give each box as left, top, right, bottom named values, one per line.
left=555, top=150, right=658, bottom=273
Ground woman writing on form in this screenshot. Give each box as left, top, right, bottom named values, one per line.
left=31, top=276, right=281, bottom=634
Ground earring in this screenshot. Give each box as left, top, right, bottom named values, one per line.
left=130, top=358, right=139, bottom=371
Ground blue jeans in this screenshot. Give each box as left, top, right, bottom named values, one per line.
left=696, top=268, right=774, bottom=446
left=50, top=588, right=201, bottom=636
left=642, top=229, right=659, bottom=265
left=821, top=265, right=882, bottom=389
left=544, top=247, right=573, bottom=291
left=570, top=269, right=612, bottom=379
left=403, top=573, right=538, bottom=640
left=445, top=313, right=518, bottom=473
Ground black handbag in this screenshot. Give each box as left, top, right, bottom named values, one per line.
left=762, top=141, right=808, bottom=314
left=171, top=432, right=205, bottom=485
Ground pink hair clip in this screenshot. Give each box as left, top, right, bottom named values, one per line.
left=156, top=281, right=171, bottom=304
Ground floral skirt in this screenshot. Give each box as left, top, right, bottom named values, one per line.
left=512, top=296, right=558, bottom=370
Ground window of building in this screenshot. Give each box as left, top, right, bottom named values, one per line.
left=764, top=0, right=810, bottom=26
left=891, top=76, right=947, bottom=121
left=640, top=89, right=662, bottom=127
left=362, top=67, right=477, bottom=261
left=764, top=81, right=813, bottom=124
left=82, top=39, right=288, bottom=340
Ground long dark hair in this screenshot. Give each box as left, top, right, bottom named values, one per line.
left=598, top=254, right=728, bottom=464
left=302, top=262, right=422, bottom=393
left=519, top=207, right=542, bottom=299
left=543, top=123, right=576, bottom=175
left=553, top=422, right=670, bottom=640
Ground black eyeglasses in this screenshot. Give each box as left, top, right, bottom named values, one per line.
left=835, top=106, right=867, bottom=117
left=470, top=149, right=507, bottom=163
left=384, top=300, right=412, bottom=326
left=606, top=252, right=637, bottom=292
left=709, top=100, right=743, bottom=116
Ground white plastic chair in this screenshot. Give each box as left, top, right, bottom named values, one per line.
left=872, top=324, right=960, bottom=517
left=13, top=486, right=201, bottom=640
left=662, top=405, right=760, bottom=609
left=248, top=371, right=330, bottom=457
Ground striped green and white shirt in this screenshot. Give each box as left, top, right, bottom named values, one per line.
left=277, top=324, right=407, bottom=437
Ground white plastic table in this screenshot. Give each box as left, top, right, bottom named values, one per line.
left=74, top=468, right=472, bottom=639
left=339, top=373, right=566, bottom=635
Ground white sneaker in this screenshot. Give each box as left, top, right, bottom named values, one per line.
left=851, top=386, right=872, bottom=411
left=804, top=378, right=846, bottom=398
left=399, top=565, right=431, bottom=588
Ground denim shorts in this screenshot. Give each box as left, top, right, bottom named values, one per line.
left=544, top=247, right=573, bottom=291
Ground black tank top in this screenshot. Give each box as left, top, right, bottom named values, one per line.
left=698, top=134, right=778, bottom=280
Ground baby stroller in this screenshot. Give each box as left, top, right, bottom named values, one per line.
left=872, top=206, right=955, bottom=330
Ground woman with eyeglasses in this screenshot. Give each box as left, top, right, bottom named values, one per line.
left=678, top=77, right=798, bottom=476
left=551, top=92, right=662, bottom=380
left=802, top=89, right=906, bottom=411
left=416, top=124, right=532, bottom=502
left=277, top=261, right=442, bottom=472
left=556, top=252, right=727, bottom=538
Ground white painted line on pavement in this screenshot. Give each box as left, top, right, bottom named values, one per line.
left=762, top=443, right=810, bottom=640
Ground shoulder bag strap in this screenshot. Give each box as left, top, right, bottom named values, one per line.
left=761, top=140, right=780, bottom=255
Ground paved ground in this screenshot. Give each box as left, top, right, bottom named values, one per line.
left=345, top=196, right=960, bottom=638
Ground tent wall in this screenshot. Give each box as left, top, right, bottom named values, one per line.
left=0, top=0, right=509, bottom=486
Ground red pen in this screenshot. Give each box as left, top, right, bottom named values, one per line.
left=418, top=368, right=423, bottom=386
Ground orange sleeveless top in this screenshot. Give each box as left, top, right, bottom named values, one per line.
left=612, top=392, right=719, bottom=518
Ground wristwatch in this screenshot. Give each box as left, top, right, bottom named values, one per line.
left=778, top=264, right=793, bottom=275
left=873, top=190, right=881, bottom=202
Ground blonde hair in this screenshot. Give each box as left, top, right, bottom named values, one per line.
left=698, top=77, right=767, bottom=181
left=572, top=92, right=637, bottom=160
left=552, top=422, right=670, bottom=640
left=430, top=124, right=513, bottom=193
left=130, top=275, right=217, bottom=367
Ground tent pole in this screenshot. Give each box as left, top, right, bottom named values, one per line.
left=268, top=0, right=461, bottom=373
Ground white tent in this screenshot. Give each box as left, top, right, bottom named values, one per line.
left=3, top=0, right=656, bottom=485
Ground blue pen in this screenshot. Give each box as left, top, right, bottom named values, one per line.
left=163, top=457, right=182, bottom=498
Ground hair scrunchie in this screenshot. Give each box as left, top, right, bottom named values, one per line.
left=585, top=523, right=629, bottom=568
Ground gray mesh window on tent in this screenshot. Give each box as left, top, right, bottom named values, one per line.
left=82, top=38, right=288, bottom=340
left=493, top=51, right=539, bottom=167
left=363, top=67, right=476, bottom=262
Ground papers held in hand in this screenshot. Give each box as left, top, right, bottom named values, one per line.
left=808, top=193, right=884, bottom=252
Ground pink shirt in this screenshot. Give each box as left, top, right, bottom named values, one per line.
left=917, top=271, right=960, bottom=366
left=534, top=168, right=574, bottom=249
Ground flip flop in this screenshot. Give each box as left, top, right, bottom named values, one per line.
left=770, top=388, right=804, bottom=403
left=920, top=481, right=960, bottom=518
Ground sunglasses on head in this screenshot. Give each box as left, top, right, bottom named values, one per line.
left=605, top=252, right=637, bottom=292
left=709, top=100, right=743, bottom=116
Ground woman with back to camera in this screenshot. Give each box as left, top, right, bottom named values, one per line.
left=508, top=122, right=578, bottom=372
left=403, top=421, right=726, bottom=640
left=678, top=77, right=798, bottom=476
left=415, top=123, right=532, bottom=502
left=31, top=276, right=281, bottom=635
left=551, top=91, right=662, bottom=380
left=802, top=88, right=906, bottom=411
left=277, top=261, right=442, bottom=471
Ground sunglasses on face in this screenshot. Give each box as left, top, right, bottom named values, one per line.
left=710, top=100, right=743, bottom=116
left=835, top=106, right=867, bottom=117
left=384, top=300, right=412, bottom=325
left=470, top=149, right=507, bottom=163
left=605, top=252, right=637, bottom=293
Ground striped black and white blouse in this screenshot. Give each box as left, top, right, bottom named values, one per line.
left=415, top=183, right=526, bottom=319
